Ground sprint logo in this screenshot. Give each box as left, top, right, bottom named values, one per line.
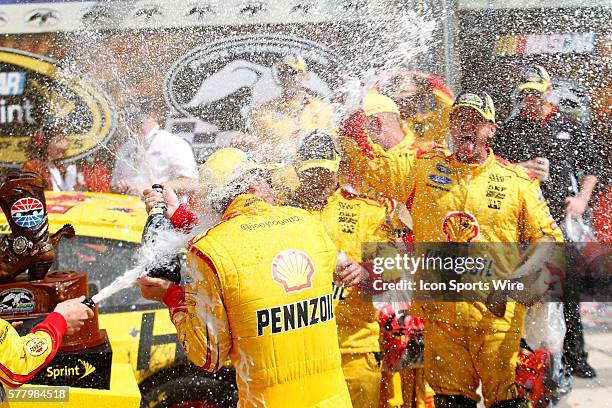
left=45, top=359, right=96, bottom=380
left=78, top=359, right=96, bottom=379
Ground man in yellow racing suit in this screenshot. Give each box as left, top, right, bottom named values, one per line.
left=284, top=131, right=399, bottom=408
left=381, top=70, right=454, bottom=147
left=244, top=54, right=335, bottom=192
left=339, top=91, right=435, bottom=408
left=0, top=298, right=93, bottom=406
left=138, top=148, right=351, bottom=408
left=341, top=91, right=564, bottom=407
left=247, top=55, right=335, bottom=161
left=339, top=91, right=415, bottom=234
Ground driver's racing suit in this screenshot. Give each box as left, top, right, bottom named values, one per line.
left=286, top=187, right=395, bottom=408
left=163, top=194, right=352, bottom=407
left=342, top=135, right=564, bottom=407
left=0, top=313, right=67, bottom=404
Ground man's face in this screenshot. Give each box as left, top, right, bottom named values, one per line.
left=297, top=168, right=338, bottom=207
left=365, top=113, right=404, bottom=150
left=278, top=67, right=306, bottom=97
left=47, top=134, right=69, bottom=162
left=450, top=107, right=496, bottom=162
left=520, top=88, right=550, bottom=116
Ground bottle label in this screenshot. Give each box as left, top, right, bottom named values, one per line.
left=149, top=207, right=165, bottom=216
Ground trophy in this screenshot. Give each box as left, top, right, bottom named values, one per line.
left=0, top=172, right=111, bottom=389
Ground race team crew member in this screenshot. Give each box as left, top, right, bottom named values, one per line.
left=112, top=97, right=199, bottom=196
left=340, top=91, right=415, bottom=236
left=381, top=70, right=454, bottom=147
left=247, top=54, right=336, bottom=163
left=138, top=148, right=352, bottom=408
left=0, top=297, right=93, bottom=405
left=340, top=91, right=434, bottom=408
left=492, top=65, right=600, bottom=223
left=342, top=91, right=564, bottom=407
left=492, top=65, right=601, bottom=379
left=283, top=132, right=395, bottom=408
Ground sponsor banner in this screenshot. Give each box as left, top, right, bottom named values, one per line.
left=457, top=6, right=610, bottom=119
left=0, top=48, right=114, bottom=167
left=164, top=35, right=339, bottom=158
left=0, top=0, right=384, bottom=34
left=30, top=330, right=112, bottom=390
left=493, top=32, right=597, bottom=56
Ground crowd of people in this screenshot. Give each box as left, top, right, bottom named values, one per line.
left=5, top=54, right=609, bottom=408
left=134, top=57, right=607, bottom=408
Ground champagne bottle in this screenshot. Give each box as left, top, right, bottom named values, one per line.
left=141, top=184, right=181, bottom=284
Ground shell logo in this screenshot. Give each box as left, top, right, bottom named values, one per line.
left=441, top=211, right=480, bottom=242
left=271, top=249, right=315, bottom=293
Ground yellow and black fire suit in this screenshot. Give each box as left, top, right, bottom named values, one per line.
left=0, top=313, right=67, bottom=406
left=341, top=132, right=435, bottom=408
left=298, top=188, right=394, bottom=408
left=248, top=91, right=336, bottom=191
left=342, top=138, right=564, bottom=406
left=249, top=91, right=336, bottom=160
left=163, top=194, right=352, bottom=408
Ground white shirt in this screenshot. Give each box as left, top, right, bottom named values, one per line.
left=48, top=164, right=85, bottom=191
left=112, top=125, right=198, bottom=190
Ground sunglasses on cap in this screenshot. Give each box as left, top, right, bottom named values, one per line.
left=518, top=89, right=544, bottom=98
left=278, top=65, right=302, bottom=78
left=519, top=66, right=549, bottom=83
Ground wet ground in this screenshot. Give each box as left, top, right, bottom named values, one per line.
left=558, top=323, right=612, bottom=408
left=475, top=304, right=612, bottom=408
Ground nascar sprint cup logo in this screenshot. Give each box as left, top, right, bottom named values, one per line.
left=0, top=48, right=115, bottom=168
left=164, top=35, right=338, bottom=158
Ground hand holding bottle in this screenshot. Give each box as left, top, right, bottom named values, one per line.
left=143, top=184, right=180, bottom=218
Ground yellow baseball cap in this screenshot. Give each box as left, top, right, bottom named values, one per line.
left=517, top=65, right=552, bottom=94
left=363, top=90, right=400, bottom=117
left=452, top=91, right=496, bottom=123
left=199, top=148, right=280, bottom=193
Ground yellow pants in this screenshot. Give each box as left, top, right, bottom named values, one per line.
left=342, top=353, right=381, bottom=408
left=380, top=368, right=434, bottom=408
left=400, top=368, right=435, bottom=408
left=423, top=320, right=522, bottom=407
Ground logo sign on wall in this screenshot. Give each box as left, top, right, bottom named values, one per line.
left=164, top=35, right=338, bottom=153
left=492, top=32, right=597, bottom=56
left=0, top=48, right=115, bottom=167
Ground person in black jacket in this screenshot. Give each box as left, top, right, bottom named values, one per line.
left=493, top=65, right=601, bottom=379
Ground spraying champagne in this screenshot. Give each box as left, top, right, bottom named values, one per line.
left=141, top=184, right=182, bottom=284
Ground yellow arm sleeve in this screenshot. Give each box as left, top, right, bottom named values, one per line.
left=412, top=75, right=454, bottom=145
left=519, top=179, right=565, bottom=243
left=169, top=251, right=232, bottom=372
left=0, top=318, right=57, bottom=387
left=340, top=135, right=416, bottom=204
